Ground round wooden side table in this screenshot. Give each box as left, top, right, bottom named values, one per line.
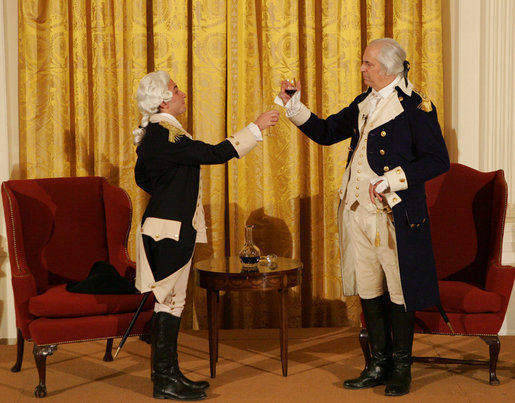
left=195, top=256, right=302, bottom=377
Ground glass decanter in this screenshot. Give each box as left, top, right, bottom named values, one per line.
left=239, top=224, right=261, bottom=270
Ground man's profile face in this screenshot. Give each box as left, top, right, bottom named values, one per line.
left=167, top=78, right=187, bottom=116
left=361, top=44, right=395, bottom=91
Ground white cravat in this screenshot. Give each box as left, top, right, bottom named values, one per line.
left=368, top=92, right=382, bottom=117
left=369, top=75, right=401, bottom=118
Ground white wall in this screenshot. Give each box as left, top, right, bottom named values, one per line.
left=444, top=0, right=515, bottom=205
left=0, top=0, right=18, bottom=343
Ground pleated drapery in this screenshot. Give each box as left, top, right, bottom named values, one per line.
left=18, top=0, right=444, bottom=329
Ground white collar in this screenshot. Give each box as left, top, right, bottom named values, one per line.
left=153, top=112, right=183, bottom=129
left=371, top=75, right=401, bottom=99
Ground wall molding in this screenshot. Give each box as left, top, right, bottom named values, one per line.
left=479, top=0, right=515, bottom=205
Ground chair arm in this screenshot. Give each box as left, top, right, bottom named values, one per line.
left=11, top=270, right=38, bottom=337
left=102, top=179, right=135, bottom=279
left=485, top=262, right=515, bottom=303
left=112, top=256, right=137, bottom=283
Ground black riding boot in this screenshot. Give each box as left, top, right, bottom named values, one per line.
left=385, top=302, right=415, bottom=397
left=152, top=312, right=206, bottom=400
left=171, top=351, right=210, bottom=391
left=151, top=313, right=210, bottom=391
left=344, top=295, right=392, bottom=389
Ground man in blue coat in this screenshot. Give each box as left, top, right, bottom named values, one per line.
left=277, top=38, right=449, bottom=396
left=134, top=70, right=278, bottom=400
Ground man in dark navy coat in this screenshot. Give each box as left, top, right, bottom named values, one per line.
left=133, top=70, right=278, bottom=400
left=277, top=38, right=449, bottom=396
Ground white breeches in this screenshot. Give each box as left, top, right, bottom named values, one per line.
left=153, top=259, right=192, bottom=317
left=344, top=202, right=405, bottom=305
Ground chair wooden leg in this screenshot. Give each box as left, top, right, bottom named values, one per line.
left=11, top=328, right=24, bottom=372
left=103, top=338, right=114, bottom=362
left=359, top=328, right=371, bottom=368
left=480, top=335, right=500, bottom=385
left=33, top=344, right=57, bottom=398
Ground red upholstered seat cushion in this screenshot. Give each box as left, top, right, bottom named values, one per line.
left=28, top=311, right=154, bottom=345
left=29, top=284, right=153, bottom=318
left=423, top=281, right=502, bottom=314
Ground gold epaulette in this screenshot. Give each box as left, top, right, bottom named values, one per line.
left=159, top=121, right=186, bottom=143
left=414, top=90, right=433, bottom=112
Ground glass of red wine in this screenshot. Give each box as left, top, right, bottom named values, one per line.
left=285, top=78, right=297, bottom=97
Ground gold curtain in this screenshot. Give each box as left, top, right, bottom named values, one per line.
left=18, top=0, right=150, bottom=254
left=19, top=0, right=443, bottom=329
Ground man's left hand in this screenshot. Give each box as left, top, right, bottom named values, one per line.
left=369, top=181, right=385, bottom=204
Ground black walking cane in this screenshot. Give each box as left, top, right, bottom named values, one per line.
left=114, top=292, right=152, bottom=359
left=437, top=304, right=455, bottom=334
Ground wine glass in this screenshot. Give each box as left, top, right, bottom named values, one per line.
left=285, top=78, right=298, bottom=97
left=265, top=103, right=279, bottom=137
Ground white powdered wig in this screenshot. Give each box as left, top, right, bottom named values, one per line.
left=133, top=70, right=174, bottom=145
left=369, top=38, right=406, bottom=76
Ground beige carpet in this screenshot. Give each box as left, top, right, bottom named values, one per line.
left=1, top=327, right=514, bottom=402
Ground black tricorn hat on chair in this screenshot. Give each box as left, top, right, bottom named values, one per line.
left=66, top=261, right=137, bottom=294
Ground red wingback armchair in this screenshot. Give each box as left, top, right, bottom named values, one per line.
left=359, top=163, right=515, bottom=385
left=414, top=163, right=515, bottom=384
left=1, top=177, right=154, bottom=397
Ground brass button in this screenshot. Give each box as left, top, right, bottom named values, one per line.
left=174, top=234, right=179, bottom=238
left=381, top=131, right=386, bottom=137
left=383, top=166, right=390, bottom=172
left=357, top=170, right=361, bottom=173
left=364, top=138, right=368, bottom=142
left=356, top=186, right=360, bottom=190
left=416, top=223, right=421, bottom=228
left=379, top=149, right=385, bottom=155
left=356, top=178, right=360, bottom=181
left=235, top=141, right=240, bottom=145
left=410, top=224, right=415, bottom=228
left=398, top=96, right=403, bottom=101
left=155, top=234, right=160, bottom=239
left=400, top=178, right=406, bottom=183
left=358, top=162, right=362, bottom=165
left=355, top=193, right=359, bottom=197
left=393, top=197, right=398, bottom=202
left=151, top=285, right=156, bottom=289
left=396, top=168, right=402, bottom=174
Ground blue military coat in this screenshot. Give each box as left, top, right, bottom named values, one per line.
left=296, top=80, right=450, bottom=311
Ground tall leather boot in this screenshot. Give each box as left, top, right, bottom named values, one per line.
left=168, top=315, right=209, bottom=391
left=151, top=313, right=210, bottom=391
left=344, top=294, right=392, bottom=389
left=384, top=302, right=415, bottom=397
left=152, top=312, right=206, bottom=400
left=171, top=350, right=210, bottom=391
